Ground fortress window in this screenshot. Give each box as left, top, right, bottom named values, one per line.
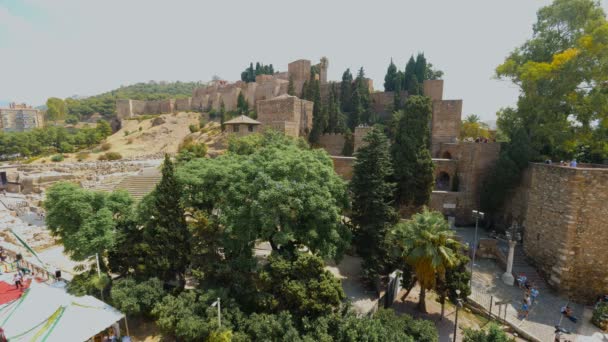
left=442, top=151, right=452, bottom=159
left=435, top=172, right=451, bottom=191
left=248, top=125, right=254, bottom=132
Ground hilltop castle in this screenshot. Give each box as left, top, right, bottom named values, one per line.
left=115, top=58, right=501, bottom=225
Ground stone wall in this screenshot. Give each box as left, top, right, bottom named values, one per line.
left=430, top=142, right=501, bottom=224
left=331, top=156, right=355, bottom=180
left=288, top=59, right=311, bottom=83
left=318, top=134, right=345, bottom=155
left=175, top=98, right=192, bottom=111
left=522, top=163, right=608, bottom=302
left=257, top=95, right=312, bottom=137
left=0, top=108, right=44, bottom=132
left=423, top=80, right=444, bottom=101
left=431, top=100, right=462, bottom=156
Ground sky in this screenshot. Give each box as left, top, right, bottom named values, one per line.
left=1, top=0, right=607, bottom=122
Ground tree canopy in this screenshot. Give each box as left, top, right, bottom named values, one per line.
left=44, top=182, right=134, bottom=260
left=495, top=0, right=608, bottom=162
left=388, top=209, right=461, bottom=313
left=351, top=127, right=397, bottom=280
left=241, top=62, right=275, bottom=82
left=391, top=96, right=435, bottom=208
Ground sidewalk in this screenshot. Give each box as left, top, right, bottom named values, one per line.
left=457, top=226, right=608, bottom=342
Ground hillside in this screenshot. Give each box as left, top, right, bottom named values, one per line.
left=35, top=112, right=224, bottom=163
left=64, top=81, right=204, bottom=119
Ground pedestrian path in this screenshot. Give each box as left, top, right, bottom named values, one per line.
left=456, top=226, right=606, bottom=341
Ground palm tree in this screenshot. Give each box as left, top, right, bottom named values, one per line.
left=388, top=208, right=460, bottom=313
left=464, top=114, right=480, bottom=123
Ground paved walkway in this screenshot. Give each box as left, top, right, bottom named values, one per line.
left=456, top=226, right=608, bottom=342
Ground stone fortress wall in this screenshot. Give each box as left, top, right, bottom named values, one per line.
left=502, top=163, right=608, bottom=303
left=0, top=103, right=44, bottom=132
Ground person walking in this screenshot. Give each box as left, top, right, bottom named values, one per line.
left=530, top=287, right=539, bottom=304
left=13, top=273, right=23, bottom=290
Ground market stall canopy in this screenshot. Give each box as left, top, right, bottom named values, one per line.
left=0, top=281, right=123, bottom=341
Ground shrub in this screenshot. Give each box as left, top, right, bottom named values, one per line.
left=139, top=127, right=143, bottom=132
left=124, top=130, right=130, bottom=136
left=189, top=124, right=199, bottom=134
left=105, top=152, right=122, bottom=161
left=59, top=142, right=74, bottom=153
left=110, top=278, right=165, bottom=317
left=98, top=154, right=108, bottom=161
left=127, top=138, right=134, bottom=145
left=65, top=115, right=79, bottom=124
left=463, top=323, right=514, bottom=342
left=51, top=154, right=64, bottom=162
left=101, top=143, right=112, bottom=151
left=76, top=152, right=90, bottom=161
left=593, top=302, right=608, bottom=331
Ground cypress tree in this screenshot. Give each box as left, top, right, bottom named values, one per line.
left=391, top=95, right=434, bottom=208
left=407, top=74, right=420, bottom=96
left=340, top=69, right=353, bottom=113
left=348, top=89, right=362, bottom=130
left=309, top=80, right=325, bottom=143
left=384, top=59, right=398, bottom=91
left=220, top=100, right=226, bottom=131
left=415, top=53, right=427, bottom=84
left=351, top=128, right=397, bottom=278
left=141, top=155, right=191, bottom=286
left=301, top=80, right=310, bottom=100
left=342, top=129, right=354, bottom=156
left=326, top=84, right=344, bottom=133
left=237, top=92, right=248, bottom=114
left=393, top=74, right=403, bottom=111
left=404, top=56, right=417, bottom=92
left=355, top=67, right=371, bottom=124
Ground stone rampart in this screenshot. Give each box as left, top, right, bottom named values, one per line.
left=431, top=100, right=462, bottom=156
left=423, top=80, right=443, bottom=101
left=318, top=134, right=345, bottom=155
left=288, top=59, right=311, bottom=83
left=331, top=156, right=355, bottom=180
left=522, top=163, right=608, bottom=302
left=175, top=98, right=192, bottom=111
left=430, top=142, right=501, bottom=224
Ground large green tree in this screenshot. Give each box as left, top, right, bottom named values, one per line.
left=391, top=95, right=435, bottom=208
left=258, top=252, right=345, bottom=319
left=46, top=97, right=66, bottom=122
left=179, top=132, right=350, bottom=261
left=495, top=0, right=608, bottom=162
left=350, top=128, right=397, bottom=279
left=140, top=155, right=191, bottom=285
left=388, top=209, right=460, bottom=313
left=44, top=183, right=134, bottom=261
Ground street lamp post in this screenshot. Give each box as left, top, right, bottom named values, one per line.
left=470, top=210, right=484, bottom=286
left=453, top=290, right=463, bottom=342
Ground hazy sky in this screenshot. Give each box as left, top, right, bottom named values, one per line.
left=1, top=0, right=607, bottom=121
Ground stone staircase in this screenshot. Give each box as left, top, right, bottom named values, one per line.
left=114, top=174, right=161, bottom=200
left=512, top=245, right=548, bottom=290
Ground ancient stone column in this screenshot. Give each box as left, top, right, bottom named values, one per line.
left=501, top=240, right=516, bottom=285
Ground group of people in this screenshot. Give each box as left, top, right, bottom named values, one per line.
left=544, top=159, right=578, bottom=167
left=517, top=273, right=540, bottom=319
